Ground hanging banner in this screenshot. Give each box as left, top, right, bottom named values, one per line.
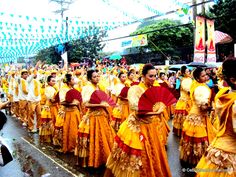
left=121, top=34, right=148, bottom=49
left=194, top=16, right=205, bottom=63
left=206, top=19, right=216, bottom=63
left=61, top=52, right=68, bottom=70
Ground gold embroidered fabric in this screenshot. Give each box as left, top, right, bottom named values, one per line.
left=206, top=146, right=236, bottom=174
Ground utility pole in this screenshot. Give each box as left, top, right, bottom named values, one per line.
left=201, top=0, right=206, bottom=15
left=49, top=0, right=74, bottom=43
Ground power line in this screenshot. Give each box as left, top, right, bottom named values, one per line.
left=115, top=0, right=214, bottom=27
left=102, top=23, right=193, bottom=42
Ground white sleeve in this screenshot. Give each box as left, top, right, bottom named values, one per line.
left=194, top=86, right=211, bottom=106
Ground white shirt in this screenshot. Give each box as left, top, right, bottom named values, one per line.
left=27, top=75, right=41, bottom=102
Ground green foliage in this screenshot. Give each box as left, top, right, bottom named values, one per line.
left=209, top=0, right=236, bottom=43
left=67, top=26, right=106, bottom=63
left=35, top=26, right=107, bottom=64
left=35, top=46, right=61, bottom=64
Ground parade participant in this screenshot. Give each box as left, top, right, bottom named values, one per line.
left=179, top=67, right=215, bottom=167
left=56, top=74, right=82, bottom=153
left=105, top=63, right=173, bottom=177
left=111, top=72, right=130, bottom=132
left=18, top=69, right=29, bottom=126
left=173, top=66, right=192, bottom=137
left=1, top=74, right=9, bottom=96
left=7, top=71, right=16, bottom=116
left=27, top=69, right=41, bottom=133
left=73, top=69, right=83, bottom=92
left=76, top=69, right=115, bottom=168
left=111, top=71, right=126, bottom=103
left=195, top=58, right=236, bottom=177
left=8, top=72, right=14, bottom=115
left=12, top=72, right=20, bottom=119
left=39, top=76, right=58, bottom=143
left=124, top=70, right=135, bottom=87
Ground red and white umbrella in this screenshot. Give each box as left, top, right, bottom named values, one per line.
left=215, top=30, right=233, bottom=44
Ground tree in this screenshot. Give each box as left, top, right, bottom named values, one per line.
left=129, top=19, right=194, bottom=63
left=207, top=0, right=236, bottom=59
left=35, top=46, right=61, bottom=64
left=209, top=0, right=236, bottom=42
left=67, top=26, right=107, bottom=63
left=35, top=25, right=107, bottom=64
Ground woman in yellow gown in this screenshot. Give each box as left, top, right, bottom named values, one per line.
left=111, top=72, right=130, bottom=132
left=173, top=66, right=192, bottom=137
left=196, top=58, right=236, bottom=177
left=75, top=69, right=115, bottom=168
left=63, top=74, right=82, bottom=153
left=124, top=70, right=135, bottom=87
left=179, top=67, right=215, bottom=167
left=40, top=76, right=59, bottom=143
left=54, top=74, right=82, bottom=153
left=105, top=64, right=171, bottom=177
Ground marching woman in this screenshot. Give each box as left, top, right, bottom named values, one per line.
left=195, top=58, right=236, bottom=177
left=124, top=70, right=135, bottom=87
left=173, top=66, right=193, bottom=137
left=105, top=64, right=175, bottom=177
left=179, top=67, right=215, bottom=167
left=57, top=74, right=82, bottom=153
left=75, top=69, right=115, bottom=168
left=39, top=76, right=59, bottom=143
left=111, top=72, right=130, bottom=132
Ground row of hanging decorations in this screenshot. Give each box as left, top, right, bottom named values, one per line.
left=0, top=0, right=195, bottom=62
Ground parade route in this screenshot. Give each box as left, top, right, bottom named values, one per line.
left=0, top=110, right=195, bottom=177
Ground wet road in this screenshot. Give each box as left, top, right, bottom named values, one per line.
left=0, top=111, right=195, bottom=177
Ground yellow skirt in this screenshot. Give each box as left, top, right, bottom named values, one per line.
left=106, top=114, right=172, bottom=177
left=76, top=108, right=115, bottom=168
left=196, top=153, right=236, bottom=176
left=172, top=99, right=190, bottom=136
left=179, top=113, right=215, bottom=166
left=63, top=106, right=81, bottom=153
left=111, top=99, right=130, bottom=132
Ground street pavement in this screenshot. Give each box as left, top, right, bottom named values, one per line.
left=0, top=111, right=196, bottom=177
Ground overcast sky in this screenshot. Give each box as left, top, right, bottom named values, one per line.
left=0, top=0, right=213, bottom=58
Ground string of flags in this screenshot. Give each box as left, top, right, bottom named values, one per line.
left=0, top=0, right=209, bottom=63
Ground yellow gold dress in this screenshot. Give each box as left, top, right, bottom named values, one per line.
left=75, top=82, right=115, bottom=168
left=173, top=77, right=192, bottom=136
left=111, top=82, right=130, bottom=132
left=39, top=85, right=59, bottom=143
left=179, top=80, right=216, bottom=166
left=105, top=82, right=172, bottom=177
left=196, top=87, right=236, bottom=177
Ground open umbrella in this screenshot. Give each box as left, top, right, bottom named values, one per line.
left=188, top=62, right=207, bottom=67
left=109, top=53, right=122, bottom=60
left=215, top=30, right=233, bottom=44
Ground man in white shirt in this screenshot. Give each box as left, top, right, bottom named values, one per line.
left=27, top=70, right=41, bottom=133
left=18, top=69, right=29, bottom=126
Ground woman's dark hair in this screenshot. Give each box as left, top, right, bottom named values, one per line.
left=180, top=65, right=187, bottom=76
left=159, top=72, right=165, bottom=77
left=0, top=111, right=7, bottom=131
left=127, top=70, right=133, bottom=77
left=142, top=63, right=155, bottom=76
left=47, top=75, right=53, bottom=83
left=193, top=67, right=204, bottom=81
left=118, top=71, right=125, bottom=78
left=222, top=58, right=236, bottom=87
left=87, top=69, right=96, bottom=81
left=64, top=74, right=72, bottom=83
